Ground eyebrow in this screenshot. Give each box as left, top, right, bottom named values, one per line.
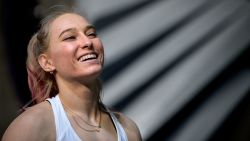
left=58, top=25, right=96, bottom=38
left=84, top=25, right=96, bottom=32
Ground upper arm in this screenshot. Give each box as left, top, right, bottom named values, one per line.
left=114, top=112, right=142, bottom=141
left=2, top=103, right=54, bottom=141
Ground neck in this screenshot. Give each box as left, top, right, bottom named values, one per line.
left=57, top=78, right=100, bottom=120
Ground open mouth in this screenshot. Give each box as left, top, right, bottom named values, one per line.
left=78, top=53, right=98, bottom=62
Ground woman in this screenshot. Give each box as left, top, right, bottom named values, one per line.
left=2, top=7, right=142, bottom=141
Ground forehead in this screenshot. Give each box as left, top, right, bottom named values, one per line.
left=50, top=13, right=90, bottom=35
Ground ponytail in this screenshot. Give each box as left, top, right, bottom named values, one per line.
left=26, top=33, right=57, bottom=104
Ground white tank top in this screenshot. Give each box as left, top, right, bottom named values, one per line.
left=47, top=95, right=128, bottom=141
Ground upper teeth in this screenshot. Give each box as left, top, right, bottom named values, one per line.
left=79, top=54, right=97, bottom=62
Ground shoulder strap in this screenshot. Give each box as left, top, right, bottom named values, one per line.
left=46, top=95, right=81, bottom=141
left=107, top=108, right=128, bottom=141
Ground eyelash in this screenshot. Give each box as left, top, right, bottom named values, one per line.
left=63, top=36, right=76, bottom=41
left=63, top=31, right=97, bottom=41
left=87, top=32, right=97, bottom=38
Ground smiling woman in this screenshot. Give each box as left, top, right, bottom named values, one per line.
left=1, top=6, right=142, bottom=141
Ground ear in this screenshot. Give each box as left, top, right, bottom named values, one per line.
left=38, top=54, right=55, bottom=72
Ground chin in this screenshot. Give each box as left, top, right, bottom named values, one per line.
left=85, top=66, right=102, bottom=78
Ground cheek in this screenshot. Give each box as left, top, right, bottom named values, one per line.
left=94, top=39, right=104, bottom=53
left=95, top=41, right=104, bottom=64
left=50, top=45, right=75, bottom=68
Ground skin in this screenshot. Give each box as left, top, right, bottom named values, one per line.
left=2, top=13, right=142, bottom=141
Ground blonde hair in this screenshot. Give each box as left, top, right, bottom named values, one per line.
left=26, top=7, right=103, bottom=107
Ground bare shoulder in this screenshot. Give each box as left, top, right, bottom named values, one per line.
left=2, top=101, right=55, bottom=141
left=113, top=112, right=142, bottom=141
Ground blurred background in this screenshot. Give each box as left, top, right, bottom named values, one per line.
left=1, top=0, right=250, bottom=140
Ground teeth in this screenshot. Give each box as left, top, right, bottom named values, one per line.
left=79, top=54, right=97, bottom=62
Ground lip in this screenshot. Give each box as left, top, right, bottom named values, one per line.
left=77, top=52, right=99, bottom=61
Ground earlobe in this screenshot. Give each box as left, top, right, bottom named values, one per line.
left=38, top=54, right=55, bottom=72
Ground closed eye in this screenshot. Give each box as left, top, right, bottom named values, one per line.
left=63, top=36, right=76, bottom=41
left=87, top=32, right=97, bottom=38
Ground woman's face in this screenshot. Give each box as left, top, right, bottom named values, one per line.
left=47, top=13, right=104, bottom=82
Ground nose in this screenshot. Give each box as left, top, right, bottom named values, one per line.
left=79, top=34, right=92, bottom=49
